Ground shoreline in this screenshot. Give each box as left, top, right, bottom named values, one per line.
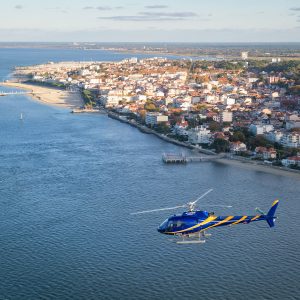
left=0, top=81, right=84, bottom=109
left=2, top=81, right=299, bottom=178
left=107, top=112, right=300, bottom=179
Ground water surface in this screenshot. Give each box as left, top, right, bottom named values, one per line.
left=0, top=48, right=299, bottom=300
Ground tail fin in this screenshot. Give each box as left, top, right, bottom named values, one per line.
left=266, top=200, right=279, bottom=227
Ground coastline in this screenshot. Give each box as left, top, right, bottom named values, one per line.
left=107, top=112, right=300, bottom=179
left=1, top=81, right=299, bottom=179
left=217, top=158, right=300, bottom=179
left=0, top=81, right=83, bottom=109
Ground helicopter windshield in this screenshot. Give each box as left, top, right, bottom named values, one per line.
left=166, top=220, right=184, bottom=231
left=159, top=217, right=198, bottom=232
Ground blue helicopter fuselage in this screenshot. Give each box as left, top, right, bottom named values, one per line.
left=157, top=200, right=279, bottom=235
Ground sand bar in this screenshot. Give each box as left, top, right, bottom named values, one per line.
left=0, top=81, right=83, bottom=109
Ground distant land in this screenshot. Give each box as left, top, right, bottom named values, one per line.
left=0, top=42, right=300, bottom=60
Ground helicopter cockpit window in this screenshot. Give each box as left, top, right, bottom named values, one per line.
left=167, top=220, right=184, bottom=230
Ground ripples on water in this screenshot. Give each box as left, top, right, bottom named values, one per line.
left=0, top=49, right=299, bottom=300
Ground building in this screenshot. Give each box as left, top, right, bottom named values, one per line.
left=100, top=95, right=121, bottom=107
left=263, top=148, right=277, bottom=160
left=281, top=133, right=300, bottom=148
left=265, top=130, right=284, bottom=143
left=249, top=124, right=274, bottom=135
left=188, top=126, right=212, bottom=144
left=224, top=97, right=235, bottom=106
left=145, top=112, right=168, bottom=126
left=241, top=52, right=248, bottom=60
left=286, top=121, right=300, bottom=130
left=230, top=142, right=247, bottom=153
left=221, top=111, right=233, bottom=123
left=281, top=156, right=300, bottom=167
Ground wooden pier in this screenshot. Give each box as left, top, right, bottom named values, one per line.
left=162, top=153, right=224, bottom=164
left=162, top=153, right=187, bottom=164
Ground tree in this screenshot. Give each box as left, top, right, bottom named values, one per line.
left=231, top=131, right=246, bottom=143
left=247, top=135, right=270, bottom=150
left=208, top=121, right=222, bottom=132
left=211, top=138, right=230, bottom=153
left=155, top=123, right=170, bottom=134
left=144, top=102, right=158, bottom=112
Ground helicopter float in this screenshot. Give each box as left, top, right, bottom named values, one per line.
left=131, top=189, right=279, bottom=244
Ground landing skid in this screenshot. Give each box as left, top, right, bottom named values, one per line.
left=172, top=231, right=211, bottom=244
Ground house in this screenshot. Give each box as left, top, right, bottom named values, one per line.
left=230, top=141, right=247, bottom=153
left=262, top=148, right=277, bottom=160
left=254, top=147, right=277, bottom=160
left=281, top=156, right=300, bottom=167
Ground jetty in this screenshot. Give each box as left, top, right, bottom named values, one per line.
left=162, top=153, right=188, bottom=164
left=162, top=153, right=225, bottom=164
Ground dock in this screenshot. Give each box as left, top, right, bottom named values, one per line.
left=162, top=153, right=187, bottom=164
left=162, top=153, right=225, bottom=164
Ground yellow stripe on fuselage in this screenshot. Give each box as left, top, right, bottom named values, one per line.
left=167, top=215, right=217, bottom=234
left=231, top=215, right=248, bottom=226
left=250, top=215, right=261, bottom=222
left=200, top=215, right=234, bottom=232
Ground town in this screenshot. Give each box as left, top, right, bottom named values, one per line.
left=13, top=53, right=300, bottom=170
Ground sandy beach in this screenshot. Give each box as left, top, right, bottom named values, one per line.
left=0, top=81, right=83, bottom=109
left=217, top=158, right=300, bottom=179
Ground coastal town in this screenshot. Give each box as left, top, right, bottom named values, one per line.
left=8, top=53, right=300, bottom=171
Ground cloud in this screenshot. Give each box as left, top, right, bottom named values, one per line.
left=141, top=12, right=197, bottom=18
left=15, top=5, right=23, bottom=9
left=96, top=6, right=113, bottom=11
left=98, top=11, right=199, bottom=22
left=83, top=6, right=123, bottom=10
left=290, top=7, right=300, bottom=11
left=145, top=5, right=168, bottom=9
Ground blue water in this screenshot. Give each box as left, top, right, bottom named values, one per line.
left=0, top=48, right=299, bottom=300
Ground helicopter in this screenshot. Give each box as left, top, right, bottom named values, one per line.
left=131, top=189, right=279, bottom=244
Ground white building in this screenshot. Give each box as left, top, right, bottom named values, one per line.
left=281, top=133, right=300, bottom=148
left=265, top=130, right=284, bottom=143
left=249, top=124, right=274, bottom=135
left=241, top=52, right=248, bottom=60
left=145, top=113, right=168, bottom=126
left=100, top=95, right=121, bottom=107
left=224, top=97, right=235, bottom=106
left=188, top=126, right=212, bottom=144
left=129, top=57, right=138, bottom=64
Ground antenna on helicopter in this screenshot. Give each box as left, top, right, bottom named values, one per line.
left=131, top=188, right=232, bottom=215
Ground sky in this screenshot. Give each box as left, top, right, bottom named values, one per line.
left=0, top=0, right=300, bottom=42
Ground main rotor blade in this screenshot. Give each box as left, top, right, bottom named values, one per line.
left=203, top=205, right=232, bottom=208
left=131, top=205, right=186, bottom=215
left=190, top=188, right=214, bottom=205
